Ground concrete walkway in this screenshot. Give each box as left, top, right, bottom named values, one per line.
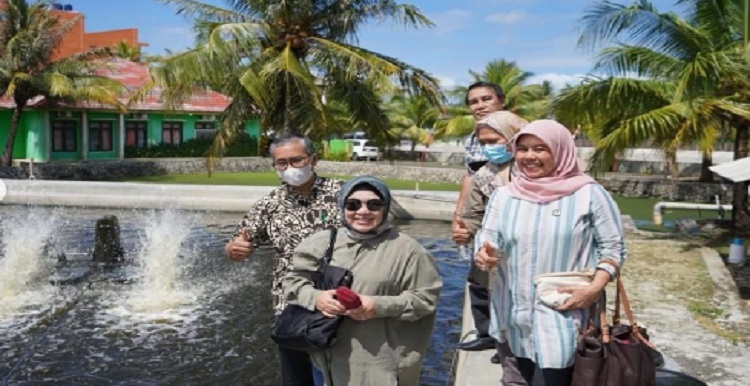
left=453, top=282, right=502, bottom=386
left=0, top=179, right=459, bottom=219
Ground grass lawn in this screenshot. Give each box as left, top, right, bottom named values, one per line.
left=122, top=172, right=462, bottom=192
left=122, top=172, right=723, bottom=227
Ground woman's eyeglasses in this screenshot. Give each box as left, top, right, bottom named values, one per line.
left=344, top=199, right=386, bottom=212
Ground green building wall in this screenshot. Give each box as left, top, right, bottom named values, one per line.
left=0, top=108, right=261, bottom=162
left=0, top=109, right=44, bottom=161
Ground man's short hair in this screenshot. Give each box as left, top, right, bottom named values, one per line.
left=464, top=81, right=505, bottom=105
left=268, top=132, right=316, bottom=158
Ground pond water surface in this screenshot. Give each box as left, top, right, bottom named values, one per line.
left=0, top=206, right=465, bottom=385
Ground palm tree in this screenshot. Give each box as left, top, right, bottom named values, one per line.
left=114, top=41, right=141, bottom=62
left=440, top=59, right=552, bottom=138
left=156, top=0, right=442, bottom=158
left=0, top=0, right=125, bottom=166
left=552, top=0, right=750, bottom=231
left=385, top=93, right=441, bottom=152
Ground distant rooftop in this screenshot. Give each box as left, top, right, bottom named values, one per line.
left=0, top=58, right=231, bottom=113
left=710, top=157, right=750, bottom=182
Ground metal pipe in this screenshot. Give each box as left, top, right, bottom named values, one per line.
left=652, top=202, right=732, bottom=226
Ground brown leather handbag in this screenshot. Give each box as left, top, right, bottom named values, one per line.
left=572, top=277, right=657, bottom=386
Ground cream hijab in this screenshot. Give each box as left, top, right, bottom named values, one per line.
left=472, top=111, right=528, bottom=196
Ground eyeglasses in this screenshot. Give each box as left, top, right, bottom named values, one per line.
left=272, top=156, right=310, bottom=171
left=344, top=199, right=386, bottom=212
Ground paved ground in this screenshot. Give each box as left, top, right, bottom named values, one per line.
left=620, top=233, right=750, bottom=386
left=453, top=229, right=750, bottom=386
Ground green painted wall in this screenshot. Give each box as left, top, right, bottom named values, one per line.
left=0, top=108, right=36, bottom=160
left=24, top=111, right=46, bottom=161
left=1, top=109, right=261, bottom=163
left=244, top=118, right=260, bottom=138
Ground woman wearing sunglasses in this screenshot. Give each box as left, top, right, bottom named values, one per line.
left=283, top=176, right=443, bottom=386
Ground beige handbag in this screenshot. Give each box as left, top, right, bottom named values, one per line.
left=534, top=269, right=595, bottom=308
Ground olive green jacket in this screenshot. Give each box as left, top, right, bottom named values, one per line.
left=283, top=227, right=442, bottom=386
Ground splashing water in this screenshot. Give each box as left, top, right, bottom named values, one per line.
left=124, top=209, right=200, bottom=314
left=0, top=208, right=60, bottom=316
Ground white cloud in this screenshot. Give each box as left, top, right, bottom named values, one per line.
left=430, top=9, right=473, bottom=34
left=485, top=10, right=527, bottom=25
left=527, top=73, right=585, bottom=91
left=436, top=75, right=458, bottom=88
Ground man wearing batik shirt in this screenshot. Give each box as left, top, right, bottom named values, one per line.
left=225, top=132, right=341, bottom=386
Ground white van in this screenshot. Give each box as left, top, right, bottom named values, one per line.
left=346, top=139, right=381, bottom=161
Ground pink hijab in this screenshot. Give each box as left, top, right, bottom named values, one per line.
left=507, top=120, right=595, bottom=203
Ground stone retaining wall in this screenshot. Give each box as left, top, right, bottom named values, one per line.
left=597, top=176, right=732, bottom=202
left=0, top=158, right=734, bottom=202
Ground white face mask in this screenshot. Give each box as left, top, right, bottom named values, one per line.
left=277, top=164, right=314, bottom=186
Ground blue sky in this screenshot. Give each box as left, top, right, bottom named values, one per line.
left=69, top=0, right=680, bottom=91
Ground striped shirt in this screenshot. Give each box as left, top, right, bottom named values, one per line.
left=477, top=183, right=626, bottom=368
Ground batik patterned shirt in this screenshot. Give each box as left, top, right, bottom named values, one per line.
left=232, top=176, right=342, bottom=315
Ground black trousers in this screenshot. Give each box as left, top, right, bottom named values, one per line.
left=278, top=346, right=315, bottom=386
left=516, top=357, right=573, bottom=386
left=467, top=263, right=491, bottom=337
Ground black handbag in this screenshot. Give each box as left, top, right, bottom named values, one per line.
left=271, top=227, right=353, bottom=352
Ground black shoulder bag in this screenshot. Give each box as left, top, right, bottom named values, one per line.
left=271, top=227, right=354, bottom=352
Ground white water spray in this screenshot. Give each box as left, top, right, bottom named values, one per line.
left=125, top=209, right=199, bottom=313
left=0, top=208, right=59, bottom=316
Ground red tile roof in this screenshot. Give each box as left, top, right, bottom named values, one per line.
left=0, top=58, right=231, bottom=113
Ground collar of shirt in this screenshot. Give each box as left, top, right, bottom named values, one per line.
left=280, top=175, right=325, bottom=204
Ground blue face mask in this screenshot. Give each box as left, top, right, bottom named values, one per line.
left=482, top=144, right=513, bottom=165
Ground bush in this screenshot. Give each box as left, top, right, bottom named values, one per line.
left=125, top=133, right=258, bottom=158
left=323, top=151, right=350, bottom=162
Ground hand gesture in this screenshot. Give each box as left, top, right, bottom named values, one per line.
left=555, top=286, right=601, bottom=311
left=452, top=216, right=471, bottom=245
left=226, top=227, right=253, bottom=261
left=346, top=295, right=376, bottom=321
left=475, top=241, right=498, bottom=271
left=315, top=290, right=345, bottom=318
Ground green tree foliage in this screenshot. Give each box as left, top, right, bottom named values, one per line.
left=439, top=59, right=553, bottom=138
left=385, top=92, right=441, bottom=151
left=155, top=0, right=442, bottom=166
left=553, top=0, right=750, bottom=231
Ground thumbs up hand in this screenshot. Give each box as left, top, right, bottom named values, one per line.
left=476, top=240, right=499, bottom=271
left=225, top=227, right=254, bottom=261
left=451, top=214, right=471, bottom=245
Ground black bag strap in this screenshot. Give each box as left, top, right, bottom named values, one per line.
left=318, top=227, right=338, bottom=270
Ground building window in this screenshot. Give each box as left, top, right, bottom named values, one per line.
left=162, top=121, right=183, bottom=145
left=89, top=121, right=113, bottom=151
left=195, top=121, right=216, bottom=139
left=52, top=120, right=77, bottom=152
left=126, top=121, right=147, bottom=148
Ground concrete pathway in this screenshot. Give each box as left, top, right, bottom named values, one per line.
left=452, top=282, right=502, bottom=386
left=0, top=179, right=459, bottom=221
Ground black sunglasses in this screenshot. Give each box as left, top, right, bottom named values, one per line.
left=344, top=199, right=386, bottom=212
